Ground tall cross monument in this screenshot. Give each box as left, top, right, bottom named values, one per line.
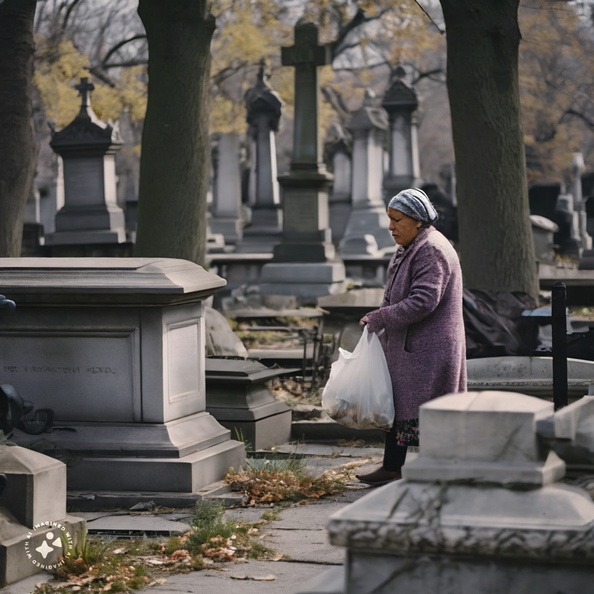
left=260, top=21, right=345, bottom=303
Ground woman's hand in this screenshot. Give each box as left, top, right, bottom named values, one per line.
left=360, top=314, right=382, bottom=333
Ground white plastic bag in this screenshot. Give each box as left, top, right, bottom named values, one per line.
left=322, top=327, right=394, bottom=430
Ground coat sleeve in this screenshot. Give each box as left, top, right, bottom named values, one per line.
left=365, top=245, right=452, bottom=333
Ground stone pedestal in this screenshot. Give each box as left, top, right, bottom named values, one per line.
left=325, top=123, right=352, bottom=244
left=260, top=22, right=346, bottom=304
left=239, top=61, right=283, bottom=254
left=205, top=359, right=291, bottom=450
left=298, top=391, right=594, bottom=593
left=0, top=258, right=245, bottom=502
left=45, top=78, right=127, bottom=253
left=340, top=92, right=391, bottom=258
left=210, top=132, right=244, bottom=245
left=0, top=446, right=84, bottom=586
left=382, top=67, right=421, bottom=202
left=537, top=395, right=594, bottom=469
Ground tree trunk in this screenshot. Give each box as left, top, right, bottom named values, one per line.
left=439, top=0, right=539, bottom=298
left=135, top=0, right=215, bottom=265
left=0, top=0, right=37, bottom=257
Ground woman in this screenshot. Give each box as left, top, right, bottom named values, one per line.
left=356, top=188, right=467, bottom=486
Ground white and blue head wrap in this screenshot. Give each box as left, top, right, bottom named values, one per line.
left=388, top=188, right=439, bottom=224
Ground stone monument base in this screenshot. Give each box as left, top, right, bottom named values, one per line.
left=0, top=446, right=85, bottom=586
left=14, top=413, right=245, bottom=496
left=205, top=359, right=292, bottom=451
left=1, top=512, right=85, bottom=587
left=209, top=217, right=243, bottom=245
left=259, top=262, right=347, bottom=305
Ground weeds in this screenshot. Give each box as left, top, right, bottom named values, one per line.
left=34, top=503, right=276, bottom=593
left=225, top=455, right=350, bottom=504
left=32, top=455, right=356, bottom=592
left=233, top=426, right=253, bottom=452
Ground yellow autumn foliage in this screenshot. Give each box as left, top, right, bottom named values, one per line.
left=519, top=1, right=594, bottom=183
left=34, top=33, right=148, bottom=130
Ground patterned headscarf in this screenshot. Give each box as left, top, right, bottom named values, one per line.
left=388, top=188, right=439, bottom=224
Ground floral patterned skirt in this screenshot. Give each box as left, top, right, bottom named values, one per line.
left=391, top=418, right=419, bottom=446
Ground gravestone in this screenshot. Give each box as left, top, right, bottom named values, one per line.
left=340, top=90, right=391, bottom=258
left=260, top=21, right=346, bottom=303
left=529, top=183, right=581, bottom=260
left=45, top=78, right=128, bottom=255
left=0, top=446, right=85, bottom=586
left=238, top=61, right=283, bottom=253
left=300, top=391, right=594, bottom=593
left=537, top=394, right=594, bottom=470
left=325, top=122, right=352, bottom=243
left=572, top=153, right=591, bottom=252
left=530, top=214, right=558, bottom=265
left=382, top=66, right=421, bottom=202
left=0, top=258, right=245, bottom=506
left=580, top=195, right=594, bottom=269
left=205, top=359, right=291, bottom=451
left=209, top=132, right=244, bottom=246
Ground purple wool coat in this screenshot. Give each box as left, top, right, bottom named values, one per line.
left=365, top=226, right=467, bottom=421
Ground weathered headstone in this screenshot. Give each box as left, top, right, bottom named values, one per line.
left=45, top=78, right=128, bottom=255
left=260, top=21, right=346, bottom=303
left=382, top=66, right=421, bottom=202
left=572, top=153, right=591, bottom=252
left=300, top=391, right=594, bottom=593
left=340, top=90, right=391, bottom=258
left=580, top=195, right=594, bottom=269
left=0, top=258, right=245, bottom=506
left=210, top=132, right=244, bottom=245
left=0, top=446, right=84, bottom=586
left=205, top=359, right=291, bottom=451
left=239, top=61, right=283, bottom=252
left=530, top=214, right=558, bottom=265
left=325, top=122, right=352, bottom=244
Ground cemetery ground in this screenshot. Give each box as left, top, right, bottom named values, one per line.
left=4, top=300, right=594, bottom=593
left=1, top=367, right=386, bottom=594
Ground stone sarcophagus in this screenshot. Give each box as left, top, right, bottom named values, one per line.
left=0, top=258, right=245, bottom=499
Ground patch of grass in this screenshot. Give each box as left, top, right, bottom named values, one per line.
left=225, top=455, right=349, bottom=504
left=35, top=535, right=158, bottom=593
left=184, top=500, right=274, bottom=562
left=34, top=506, right=274, bottom=593
left=233, top=426, right=253, bottom=452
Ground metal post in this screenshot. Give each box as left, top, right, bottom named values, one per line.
left=551, top=282, right=568, bottom=410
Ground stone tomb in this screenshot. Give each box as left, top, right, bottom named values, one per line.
left=0, top=258, right=244, bottom=500
left=0, top=446, right=84, bottom=586
left=299, top=391, right=594, bottom=593
left=205, top=359, right=291, bottom=451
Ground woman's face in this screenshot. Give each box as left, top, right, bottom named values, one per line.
left=387, top=208, right=422, bottom=246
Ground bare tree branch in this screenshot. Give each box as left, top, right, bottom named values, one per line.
left=321, top=84, right=350, bottom=122
left=412, top=68, right=446, bottom=84
left=61, top=0, right=82, bottom=33
left=101, top=34, right=147, bottom=67
left=102, top=59, right=148, bottom=70
left=87, top=65, right=118, bottom=87
left=563, top=108, right=594, bottom=130
left=332, top=8, right=390, bottom=59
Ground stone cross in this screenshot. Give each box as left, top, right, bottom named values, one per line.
left=75, top=77, right=95, bottom=111
left=281, top=22, right=332, bottom=167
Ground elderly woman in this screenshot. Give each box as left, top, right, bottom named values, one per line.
left=356, top=188, right=467, bottom=486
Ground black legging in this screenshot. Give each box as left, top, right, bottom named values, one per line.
left=383, top=425, right=408, bottom=472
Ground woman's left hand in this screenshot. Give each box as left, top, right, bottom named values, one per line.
left=359, top=315, right=370, bottom=328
